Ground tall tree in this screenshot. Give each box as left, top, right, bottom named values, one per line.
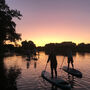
left=0, top=0, right=22, bottom=46
left=21, top=40, right=36, bottom=51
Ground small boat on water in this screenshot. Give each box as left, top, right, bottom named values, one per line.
left=41, top=71, right=71, bottom=90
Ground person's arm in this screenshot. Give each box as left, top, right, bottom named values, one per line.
left=47, top=55, right=50, bottom=63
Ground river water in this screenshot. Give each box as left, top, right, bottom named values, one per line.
left=4, top=52, right=90, bottom=90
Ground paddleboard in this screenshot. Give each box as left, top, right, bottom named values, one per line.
left=62, top=66, right=82, bottom=78
left=41, top=71, right=71, bottom=90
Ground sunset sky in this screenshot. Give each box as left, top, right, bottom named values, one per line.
left=6, top=0, right=90, bottom=46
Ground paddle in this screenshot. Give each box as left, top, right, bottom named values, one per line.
left=44, top=62, right=48, bottom=71
left=60, top=56, right=65, bottom=69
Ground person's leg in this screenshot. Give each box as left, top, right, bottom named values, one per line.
left=71, top=62, right=74, bottom=69
left=71, top=57, right=74, bottom=69
left=54, top=67, right=57, bottom=78
left=51, top=67, right=53, bottom=78
left=68, top=58, right=70, bottom=70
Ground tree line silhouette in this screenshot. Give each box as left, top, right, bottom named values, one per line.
left=3, top=41, right=90, bottom=56
left=36, top=42, right=90, bottom=55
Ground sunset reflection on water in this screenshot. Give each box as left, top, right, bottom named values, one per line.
left=4, top=52, right=90, bottom=90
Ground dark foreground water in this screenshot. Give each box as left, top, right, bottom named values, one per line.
left=4, top=52, right=90, bottom=90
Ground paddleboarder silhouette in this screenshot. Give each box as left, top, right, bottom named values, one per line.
left=47, top=49, right=57, bottom=78
left=67, top=49, right=74, bottom=70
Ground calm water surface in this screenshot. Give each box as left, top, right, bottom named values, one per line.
left=4, top=52, right=90, bottom=90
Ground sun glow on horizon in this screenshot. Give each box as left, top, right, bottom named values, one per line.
left=6, top=0, right=90, bottom=46
left=23, top=38, right=90, bottom=47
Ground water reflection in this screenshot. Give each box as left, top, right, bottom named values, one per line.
left=34, top=61, right=37, bottom=69
left=26, top=60, right=37, bottom=69
left=0, top=55, right=7, bottom=90
left=26, top=58, right=31, bottom=69
left=7, top=66, right=21, bottom=90
left=26, top=61, right=30, bottom=69
left=3, top=52, right=90, bottom=90
left=51, top=84, right=57, bottom=90
left=0, top=55, right=21, bottom=90
left=25, top=54, right=38, bottom=69
left=78, top=53, right=86, bottom=56
left=67, top=74, right=74, bottom=88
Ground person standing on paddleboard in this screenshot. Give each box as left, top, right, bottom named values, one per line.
left=67, top=50, right=74, bottom=70
left=47, top=50, right=57, bottom=78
